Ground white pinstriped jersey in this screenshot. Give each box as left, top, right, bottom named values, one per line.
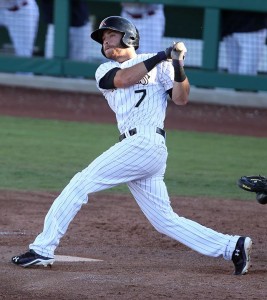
left=95, top=54, right=174, bottom=133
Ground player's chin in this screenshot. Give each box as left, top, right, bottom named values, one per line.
left=104, top=48, right=114, bottom=58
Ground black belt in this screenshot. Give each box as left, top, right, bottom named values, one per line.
left=8, top=1, right=28, bottom=11
left=125, top=10, right=155, bottom=19
left=119, top=127, right=165, bottom=142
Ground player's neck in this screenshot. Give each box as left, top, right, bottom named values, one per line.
left=116, top=49, right=137, bottom=63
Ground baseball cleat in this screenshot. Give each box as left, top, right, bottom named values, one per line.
left=232, top=237, right=252, bottom=275
left=11, top=249, right=55, bottom=267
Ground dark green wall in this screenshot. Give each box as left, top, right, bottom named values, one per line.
left=164, top=6, right=204, bottom=39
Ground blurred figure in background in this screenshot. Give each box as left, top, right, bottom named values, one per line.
left=40, top=0, right=92, bottom=61
left=221, top=10, right=267, bottom=75
left=121, top=2, right=165, bottom=53
left=0, top=0, right=39, bottom=56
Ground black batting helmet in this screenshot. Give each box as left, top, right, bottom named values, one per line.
left=91, top=16, right=139, bottom=53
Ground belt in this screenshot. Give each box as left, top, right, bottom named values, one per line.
left=119, top=127, right=165, bottom=142
left=8, top=1, right=28, bottom=12
left=125, top=10, right=155, bottom=19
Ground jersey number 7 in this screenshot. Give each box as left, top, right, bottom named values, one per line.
left=135, top=89, right=147, bottom=107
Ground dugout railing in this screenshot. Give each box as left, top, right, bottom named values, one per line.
left=0, top=0, right=266, bottom=92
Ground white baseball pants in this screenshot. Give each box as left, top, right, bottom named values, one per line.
left=30, top=128, right=239, bottom=260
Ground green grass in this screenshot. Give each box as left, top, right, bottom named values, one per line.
left=166, top=130, right=267, bottom=198
left=1, top=116, right=266, bottom=199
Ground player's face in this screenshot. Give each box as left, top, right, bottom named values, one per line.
left=102, top=30, right=126, bottom=59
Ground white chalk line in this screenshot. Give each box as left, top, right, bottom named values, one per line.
left=55, top=255, right=103, bottom=262
left=1, top=231, right=102, bottom=263
left=0, top=231, right=29, bottom=236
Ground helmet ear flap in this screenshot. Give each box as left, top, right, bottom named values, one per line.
left=122, top=27, right=139, bottom=50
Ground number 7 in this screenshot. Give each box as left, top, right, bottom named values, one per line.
left=135, top=89, right=147, bottom=107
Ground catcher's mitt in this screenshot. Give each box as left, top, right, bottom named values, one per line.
left=237, top=175, right=267, bottom=205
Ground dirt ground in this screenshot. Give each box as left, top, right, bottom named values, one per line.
left=0, top=86, right=267, bottom=299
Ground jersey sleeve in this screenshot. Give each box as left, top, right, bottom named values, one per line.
left=157, top=60, right=174, bottom=92
left=95, top=61, right=121, bottom=92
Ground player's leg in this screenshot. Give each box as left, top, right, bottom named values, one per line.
left=237, top=29, right=266, bottom=75
left=29, top=135, right=167, bottom=257
left=0, top=9, right=7, bottom=27
left=44, top=24, right=54, bottom=58
left=128, top=175, right=239, bottom=261
left=223, top=34, right=239, bottom=74
left=69, top=22, right=92, bottom=61
left=8, top=0, right=39, bottom=57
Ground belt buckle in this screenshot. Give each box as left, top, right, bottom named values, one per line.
left=147, top=11, right=155, bottom=16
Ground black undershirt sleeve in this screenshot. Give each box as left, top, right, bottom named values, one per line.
left=99, top=67, right=121, bottom=89
left=167, top=88, right=172, bottom=98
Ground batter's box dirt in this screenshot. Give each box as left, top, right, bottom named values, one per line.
left=0, top=191, right=266, bottom=299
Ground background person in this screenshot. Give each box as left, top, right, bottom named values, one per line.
left=221, top=10, right=267, bottom=75
left=40, top=0, right=92, bottom=61
left=121, top=2, right=165, bottom=53
left=0, top=0, right=39, bottom=57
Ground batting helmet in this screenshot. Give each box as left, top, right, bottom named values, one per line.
left=91, top=16, right=139, bottom=54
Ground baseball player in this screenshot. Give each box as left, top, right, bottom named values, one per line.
left=12, top=16, right=252, bottom=275
left=40, top=0, right=92, bottom=61
left=121, top=2, right=165, bottom=53
left=221, top=11, right=267, bottom=75
left=0, top=0, right=39, bottom=57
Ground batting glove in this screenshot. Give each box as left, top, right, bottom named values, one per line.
left=171, top=42, right=187, bottom=61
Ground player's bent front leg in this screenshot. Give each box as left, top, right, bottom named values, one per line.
left=29, top=137, right=167, bottom=258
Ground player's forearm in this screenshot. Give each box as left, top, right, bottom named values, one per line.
left=114, top=52, right=167, bottom=88
left=113, top=62, right=149, bottom=88
left=170, top=56, right=190, bottom=105
left=171, top=79, right=190, bottom=105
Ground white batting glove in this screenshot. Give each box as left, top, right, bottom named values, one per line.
left=171, top=42, right=187, bottom=64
